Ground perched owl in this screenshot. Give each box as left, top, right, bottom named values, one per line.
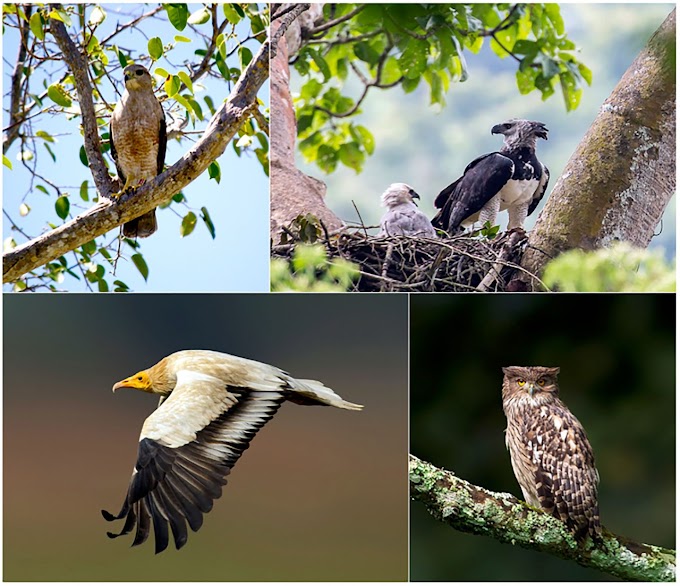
left=501, top=366, right=601, bottom=540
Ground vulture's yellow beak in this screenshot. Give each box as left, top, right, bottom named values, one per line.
left=112, top=370, right=153, bottom=393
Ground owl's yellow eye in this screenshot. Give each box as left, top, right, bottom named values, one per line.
left=517, top=380, right=526, bottom=386
left=537, top=378, right=546, bottom=385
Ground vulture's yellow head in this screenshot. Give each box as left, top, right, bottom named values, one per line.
left=113, top=370, right=153, bottom=393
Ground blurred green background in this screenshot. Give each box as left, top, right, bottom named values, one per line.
left=294, top=4, right=675, bottom=258
left=410, top=294, right=675, bottom=581
left=4, top=294, right=408, bottom=580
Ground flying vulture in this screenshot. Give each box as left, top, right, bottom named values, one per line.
left=102, top=350, right=362, bottom=553
left=110, top=63, right=167, bottom=238
left=432, top=119, right=550, bottom=234
left=378, top=183, right=437, bottom=237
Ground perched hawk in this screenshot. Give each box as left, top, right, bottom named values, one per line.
left=103, top=350, right=362, bottom=553
left=432, top=119, right=550, bottom=234
left=501, top=366, right=601, bottom=541
left=110, top=64, right=167, bottom=238
left=378, top=183, right=437, bottom=238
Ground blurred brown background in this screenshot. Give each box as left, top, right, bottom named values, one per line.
left=410, top=294, right=675, bottom=581
left=4, top=294, right=408, bottom=581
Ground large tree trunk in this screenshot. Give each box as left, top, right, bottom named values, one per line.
left=519, top=9, right=676, bottom=288
left=270, top=5, right=343, bottom=241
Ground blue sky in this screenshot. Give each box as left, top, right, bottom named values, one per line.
left=3, top=4, right=270, bottom=292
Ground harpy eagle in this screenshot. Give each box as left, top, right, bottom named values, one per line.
left=110, top=64, right=167, bottom=238
left=102, top=350, right=362, bottom=553
left=378, top=183, right=437, bottom=237
left=432, top=119, right=550, bottom=234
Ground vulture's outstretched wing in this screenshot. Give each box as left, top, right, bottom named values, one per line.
left=103, top=371, right=286, bottom=553
left=432, top=153, right=514, bottom=233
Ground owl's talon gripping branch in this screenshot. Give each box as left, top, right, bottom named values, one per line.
left=109, top=64, right=166, bottom=239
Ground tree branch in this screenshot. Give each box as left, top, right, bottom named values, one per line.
left=3, top=33, right=270, bottom=284
left=49, top=4, right=113, bottom=197
left=409, top=454, right=676, bottom=582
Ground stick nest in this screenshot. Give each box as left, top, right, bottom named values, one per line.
left=272, top=229, right=540, bottom=292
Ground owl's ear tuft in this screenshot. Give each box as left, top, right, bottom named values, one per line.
left=545, top=367, right=561, bottom=376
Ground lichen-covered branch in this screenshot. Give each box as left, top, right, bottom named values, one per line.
left=518, top=9, right=676, bottom=288
left=409, top=454, right=675, bottom=582
left=3, top=35, right=269, bottom=284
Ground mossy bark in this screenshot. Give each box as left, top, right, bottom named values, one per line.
left=410, top=455, right=676, bottom=581
left=519, top=9, right=676, bottom=288
left=270, top=6, right=343, bottom=241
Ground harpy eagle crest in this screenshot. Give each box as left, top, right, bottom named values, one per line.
left=432, top=119, right=550, bottom=234
left=110, top=64, right=167, bottom=238
left=378, top=183, right=437, bottom=238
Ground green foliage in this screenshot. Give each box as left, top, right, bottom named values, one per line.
left=271, top=244, right=360, bottom=292
left=294, top=3, right=591, bottom=174
left=542, top=243, right=676, bottom=292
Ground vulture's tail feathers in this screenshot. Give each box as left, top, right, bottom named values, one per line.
left=286, top=378, right=363, bottom=411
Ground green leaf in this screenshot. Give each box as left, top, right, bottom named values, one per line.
left=29, top=11, right=44, bottom=40
left=3, top=155, right=12, bottom=169
left=188, top=7, right=210, bottom=25
left=200, top=206, right=216, bottom=239
left=338, top=142, right=364, bottom=172
left=180, top=211, right=197, bottom=237
left=48, top=9, right=72, bottom=27
left=82, top=240, right=97, bottom=256
left=148, top=37, right=163, bottom=61
left=79, top=145, right=88, bottom=166
left=19, top=203, right=30, bottom=217
left=398, top=39, right=428, bottom=79
left=113, top=279, right=130, bottom=292
left=352, top=125, right=375, bottom=155
left=239, top=46, right=253, bottom=70
left=544, top=4, right=565, bottom=36
left=131, top=253, right=149, bottom=280
left=55, top=195, right=70, bottom=219
left=47, top=83, right=72, bottom=108
left=80, top=180, right=89, bottom=201
left=516, top=67, right=536, bottom=95
left=165, top=4, right=188, bottom=31
left=36, top=185, right=49, bottom=195
left=174, top=35, right=191, bottom=43
left=35, top=130, right=54, bottom=142
left=43, top=142, right=56, bottom=162
left=536, top=52, right=561, bottom=79
left=578, top=63, right=593, bottom=86
left=354, top=42, right=380, bottom=65
left=208, top=160, right=221, bottom=183
left=177, top=70, right=193, bottom=94
left=560, top=71, right=582, bottom=111
left=223, top=3, right=242, bottom=24
left=164, top=74, right=181, bottom=97
left=310, top=50, right=331, bottom=82
left=98, top=279, right=110, bottom=292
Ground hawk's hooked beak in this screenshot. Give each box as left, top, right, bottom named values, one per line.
left=409, top=189, right=421, bottom=206
left=533, top=122, right=549, bottom=141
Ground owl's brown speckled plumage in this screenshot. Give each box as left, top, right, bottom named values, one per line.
left=502, top=366, right=601, bottom=540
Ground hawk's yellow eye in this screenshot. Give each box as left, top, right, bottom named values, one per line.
left=517, top=380, right=526, bottom=386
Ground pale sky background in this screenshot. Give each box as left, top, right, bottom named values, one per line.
left=294, top=3, right=676, bottom=259
left=3, top=3, right=270, bottom=292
